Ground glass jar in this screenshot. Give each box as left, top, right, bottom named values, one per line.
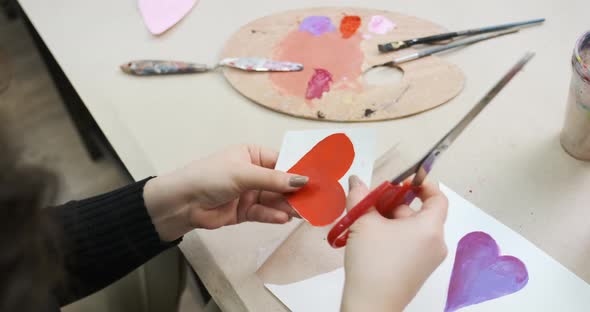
left=561, top=31, right=590, bottom=160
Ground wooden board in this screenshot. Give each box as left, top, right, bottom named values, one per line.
left=221, top=8, right=464, bottom=122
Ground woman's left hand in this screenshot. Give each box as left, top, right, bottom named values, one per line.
left=143, top=145, right=307, bottom=241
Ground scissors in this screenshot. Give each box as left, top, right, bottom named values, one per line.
left=327, top=52, right=535, bottom=248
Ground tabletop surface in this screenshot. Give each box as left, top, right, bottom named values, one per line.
left=17, top=0, right=590, bottom=310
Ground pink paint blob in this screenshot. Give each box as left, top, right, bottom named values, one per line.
left=368, top=15, right=396, bottom=34
left=305, top=69, right=333, bottom=100
left=270, top=30, right=364, bottom=101
left=445, top=232, right=529, bottom=312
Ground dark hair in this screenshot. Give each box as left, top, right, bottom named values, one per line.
left=0, top=127, right=61, bottom=311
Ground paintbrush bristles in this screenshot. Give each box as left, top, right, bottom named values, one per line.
left=379, top=41, right=408, bottom=53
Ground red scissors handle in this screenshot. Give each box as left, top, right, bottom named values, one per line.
left=327, top=180, right=418, bottom=248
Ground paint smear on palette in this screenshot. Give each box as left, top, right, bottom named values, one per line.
left=445, top=232, right=529, bottom=312
left=299, top=16, right=336, bottom=36
left=368, top=15, right=396, bottom=34
left=271, top=22, right=364, bottom=102
left=340, top=15, right=361, bottom=38
left=305, top=69, right=333, bottom=100
left=287, top=133, right=355, bottom=226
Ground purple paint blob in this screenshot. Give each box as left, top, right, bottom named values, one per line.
left=305, top=68, right=333, bottom=100
left=299, top=16, right=335, bottom=36
left=445, top=232, right=528, bottom=312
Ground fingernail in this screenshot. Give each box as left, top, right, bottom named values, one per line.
left=289, top=175, right=309, bottom=187
left=349, top=175, right=361, bottom=188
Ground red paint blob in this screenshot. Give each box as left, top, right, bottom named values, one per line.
left=287, top=133, right=355, bottom=226
left=340, top=15, right=361, bottom=38
left=305, top=68, right=333, bottom=100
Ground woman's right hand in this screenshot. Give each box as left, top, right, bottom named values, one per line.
left=341, top=176, right=449, bottom=312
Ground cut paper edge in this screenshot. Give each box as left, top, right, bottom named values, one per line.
left=287, top=133, right=354, bottom=179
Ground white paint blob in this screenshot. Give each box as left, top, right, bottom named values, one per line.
left=368, top=15, right=396, bottom=34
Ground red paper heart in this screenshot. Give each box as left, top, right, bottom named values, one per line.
left=287, top=133, right=355, bottom=226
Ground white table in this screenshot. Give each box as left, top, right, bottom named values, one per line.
left=18, top=0, right=590, bottom=310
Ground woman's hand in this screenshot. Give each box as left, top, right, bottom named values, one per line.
left=341, top=176, right=448, bottom=312
left=143, top=145, right=307, bottom=241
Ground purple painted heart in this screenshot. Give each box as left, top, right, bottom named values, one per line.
left=445, top=231, right=529, bottom=312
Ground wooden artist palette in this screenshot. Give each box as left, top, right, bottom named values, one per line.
left=221, top=8, right=465, bottom=122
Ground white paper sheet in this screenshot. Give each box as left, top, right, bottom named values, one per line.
left=274, top=128, right=377, bottom=193
left=265, top=184, right=590, bottom=311
left=266, top=267, right=345, bottom=312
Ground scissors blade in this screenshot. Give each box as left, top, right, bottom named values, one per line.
left=391, top=52, right=535, bottom=185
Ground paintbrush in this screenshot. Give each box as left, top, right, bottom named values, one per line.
left=376, top=28, right=518, bottom=67
left=378, top=18, right=544, bottom=53
left=120, top=57, right=303, bottom=76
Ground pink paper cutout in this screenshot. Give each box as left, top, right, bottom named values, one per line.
left=445, top=231, right=529, bottom=312
left=138, top=0, right=198, bottom=35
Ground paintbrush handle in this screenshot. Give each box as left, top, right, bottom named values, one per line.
left=404, top=32, right=460, bottom=46
left=387, top=29, right=518, bottom=65
left=419, top=29, right=518, bottom=58
left=456, top=18, right=545, bottom=37
left=121, top=60, right=210, bottom=76
left=378, top=18, right=545, bottom=53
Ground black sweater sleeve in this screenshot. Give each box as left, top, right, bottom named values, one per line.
left=47, top=178, right=181, bottom=306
